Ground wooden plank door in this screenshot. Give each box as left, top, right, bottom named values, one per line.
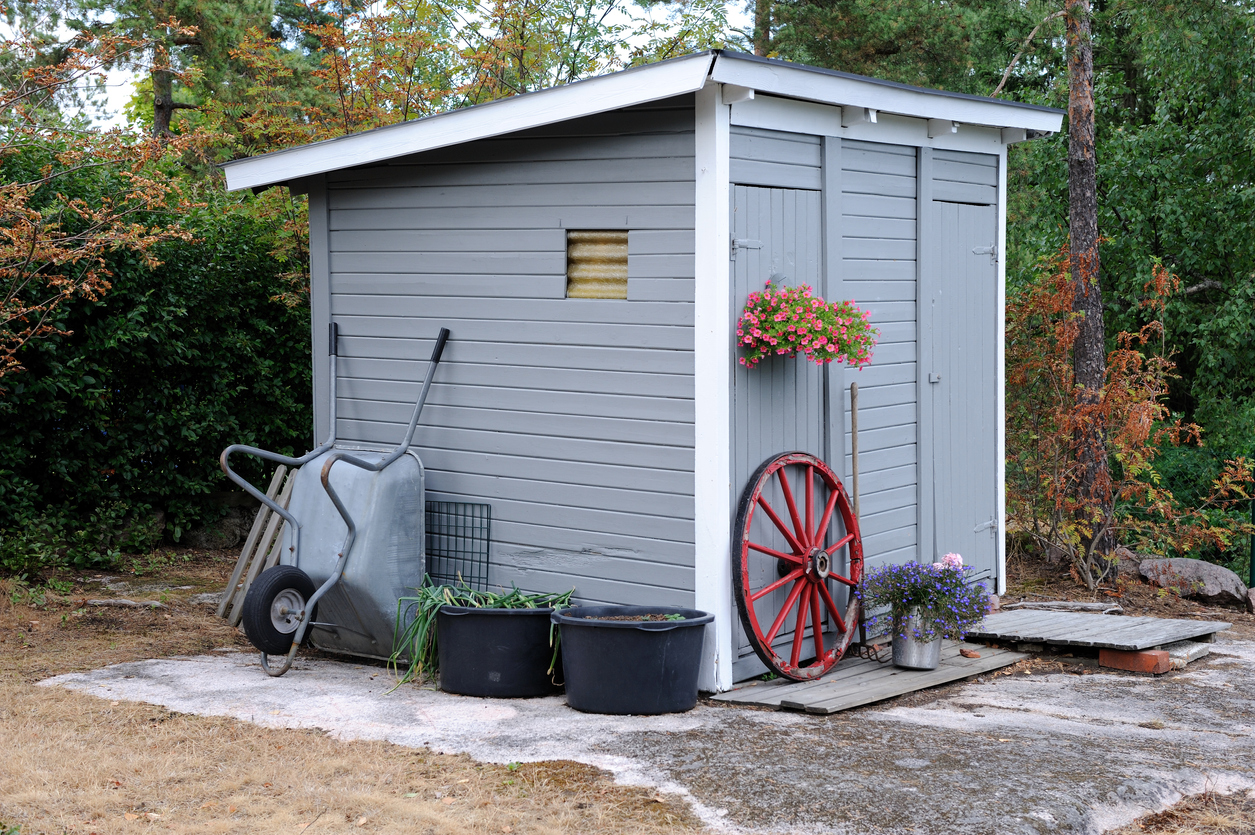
left=924, top=200, right=998, bottom=582
left=730, top=185, right=826, bottom=680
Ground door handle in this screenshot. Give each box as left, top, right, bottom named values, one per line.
left=928, top=373, right=942, bottom=384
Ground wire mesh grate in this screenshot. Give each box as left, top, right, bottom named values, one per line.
left=425, top=501, right=491, bottom=590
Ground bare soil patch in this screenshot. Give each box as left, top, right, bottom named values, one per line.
left=1005, top=547, right=1255, bottom=639
left=0, top=551, right=699, bottom=834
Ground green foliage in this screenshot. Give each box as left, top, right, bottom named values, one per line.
left=0, top=180, right=312, bottom=570
left=389, top=581, right=576, bottom=686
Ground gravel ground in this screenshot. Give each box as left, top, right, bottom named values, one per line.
left=41, top=635, right=1255, bottom=835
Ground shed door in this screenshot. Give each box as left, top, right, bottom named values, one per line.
left=730, top=185, right=826, bottom=680
left=924, top=200, right=998, bottom=582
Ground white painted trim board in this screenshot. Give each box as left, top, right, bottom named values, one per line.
left=692, top=83, right=734, bottom=693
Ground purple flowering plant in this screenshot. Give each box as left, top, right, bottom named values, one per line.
left=737, top=281, right=878, bottom=368
left=857, top=554, right=990, bottom=642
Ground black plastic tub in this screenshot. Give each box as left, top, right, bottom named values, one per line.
left=436, top=606, right=559, bottom=698
left=551, top=605, right=714, bottom=715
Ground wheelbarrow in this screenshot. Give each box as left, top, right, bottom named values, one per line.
left=219, top=326, right=450, bottom=676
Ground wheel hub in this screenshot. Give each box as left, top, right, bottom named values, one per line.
left=270, top=588, right=306, bottom=634
left=809, top=547, right=831, bottom=579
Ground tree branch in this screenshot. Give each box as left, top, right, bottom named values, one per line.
left=992, top=10, right=1066, bottom=98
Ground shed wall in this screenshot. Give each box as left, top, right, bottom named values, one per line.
left=730, top=127, right=919, bottom=570
left=324, top=98, right=697, bottom=607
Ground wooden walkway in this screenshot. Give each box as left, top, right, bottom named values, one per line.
left=967, top=610, right=1231, bottom=651
left=711, top=642, right=1026, bottom=714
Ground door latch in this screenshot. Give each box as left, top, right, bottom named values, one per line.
left=972, top=243, right=998, bottom=264
left=973, top=518, right=998, bottom=537
left=928, top=372, right=942, bottom=384
left=730, top=237, right=763, bottom=260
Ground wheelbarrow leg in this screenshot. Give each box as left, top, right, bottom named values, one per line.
left=260, top=644, right=300, bottom=677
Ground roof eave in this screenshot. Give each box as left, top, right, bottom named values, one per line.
left=222, top=51, right=717, bottom=192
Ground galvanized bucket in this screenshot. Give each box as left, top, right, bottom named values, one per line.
left=891, top=610, right=942, bottom=670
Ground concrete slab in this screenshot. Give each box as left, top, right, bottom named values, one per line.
left=41, top=639, right=1255, bottom=834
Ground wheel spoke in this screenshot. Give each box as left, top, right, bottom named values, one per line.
left=756, top=495, right=806, bottom=554
left=825, top=532, right=855, bottom=555
left=748, top=541, right=804, bottom=564
left=814, top=491, right=839, bottom=546
left=789, top=586, right=811, bottom=667
left=765, top=579, right=807, bottom=645
left=750, top=568, right=805, bottom=602
left=776, top=468, right=808, bottom=549
left=810, top=585, right=826, bottom=661
left=818, top=582, right=847, bottom=634
left=827, top=572, right=858, bottom=588
left=804, top=465, right=815, bottom=545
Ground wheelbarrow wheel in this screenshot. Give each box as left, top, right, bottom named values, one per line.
left=242, top=565, right=317, bottom=656
left=733, top=452, right=863, bottom=681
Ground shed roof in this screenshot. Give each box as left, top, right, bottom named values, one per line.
left=222, top=50, right=1064, bottom=192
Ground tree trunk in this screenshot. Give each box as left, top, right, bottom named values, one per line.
left=1065, top=0, right=1113, bottom=577
left=754, top=0, right=772, bottom=56
left=153, top=65, right=175, bottom=137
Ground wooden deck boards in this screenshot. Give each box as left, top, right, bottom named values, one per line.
left=967, top=610, right=1230, bottom=651
left=711, top=642, right=1026, bottom=714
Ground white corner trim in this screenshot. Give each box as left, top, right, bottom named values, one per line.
left=693, top=83, right=734, bottom=693
left=996, top=146, right=1008, bottom=596
left=712, top=56, right=1064, bottom=133
left=733, top=95, right=1004, bottom=154
left=223, top=53, right=716, bottom=191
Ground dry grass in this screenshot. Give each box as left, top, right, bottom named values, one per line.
left=0, top=553, right=701, bottom=835
left=1105, top=790, right=1255, bottom=834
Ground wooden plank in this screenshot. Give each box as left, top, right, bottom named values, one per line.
left=797, top=648, right=1025, bottom=714
left=970, top=611, right=1232, bottom=650
left=330, top=205, right=696, bottom=232
left=712, top=643, right=1026, bottom=712
left=218, top=466, right=287, bottom=619
left=330, top=293, right=697, bottom=327
left=225, top=472, right=296, bottom=627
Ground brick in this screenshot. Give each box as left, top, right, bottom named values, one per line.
left=1098, top=648, right=1170, bottom=674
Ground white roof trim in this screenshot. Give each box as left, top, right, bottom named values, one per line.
left=222, top=51, right=1063, bottom=192
left=222, top=52, right=716, bottom=192
left=711, top=53, right=1063, bottom=133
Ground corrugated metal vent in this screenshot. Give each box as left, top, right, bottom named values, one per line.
left=566, top=230, right=628, bottom=299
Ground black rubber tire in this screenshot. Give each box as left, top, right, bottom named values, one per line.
left=242, top=565, right=317, bottom=656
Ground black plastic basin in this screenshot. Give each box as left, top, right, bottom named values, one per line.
left=436, top=606, right=559, bottom=698
left=551, top=605, right=714, bottom=715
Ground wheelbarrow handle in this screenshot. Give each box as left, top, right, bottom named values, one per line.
left=430, top=327, right=450, bottom=365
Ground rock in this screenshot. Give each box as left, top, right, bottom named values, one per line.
left=1138, top=557, right=1249, bottom=608
left=183, top=506, right=251, bottom=550
left=1247, top=588, right=1255, bottom=615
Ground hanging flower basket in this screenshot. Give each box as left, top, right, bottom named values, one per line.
left=736, top=281, right=879, bottom=368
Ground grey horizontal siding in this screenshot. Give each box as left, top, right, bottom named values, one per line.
left=841, top=139, right=919, bottom=565
left=326, top=98, right=697, bottom=606
left=730, top=126, right=822, bottom=189
left=933, top=149, right=998, bottom=205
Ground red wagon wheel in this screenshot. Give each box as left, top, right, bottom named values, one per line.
left=733, top=451, right=863, bottom=681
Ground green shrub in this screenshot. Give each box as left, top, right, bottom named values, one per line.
left=0, top=192, right=312, bottom=571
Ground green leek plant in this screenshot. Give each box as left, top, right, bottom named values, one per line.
left=388, top=579, right=574, bottom=688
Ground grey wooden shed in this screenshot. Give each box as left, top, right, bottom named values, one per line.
left=222, top=51, right=1063, bottom=691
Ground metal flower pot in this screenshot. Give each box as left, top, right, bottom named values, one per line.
left=891, top=610, right=942, bottom=670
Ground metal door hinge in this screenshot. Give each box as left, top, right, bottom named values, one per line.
left=730, top=236, right=763, bottom=260
left=972, top=243, right=998, bottom=264
left=973, top=518, right=998, bottom=536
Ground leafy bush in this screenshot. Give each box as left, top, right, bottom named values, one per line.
left=0, top=191, right=312, bottom=571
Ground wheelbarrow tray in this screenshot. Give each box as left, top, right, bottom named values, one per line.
left=279, top=448, right=425, bottom=662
